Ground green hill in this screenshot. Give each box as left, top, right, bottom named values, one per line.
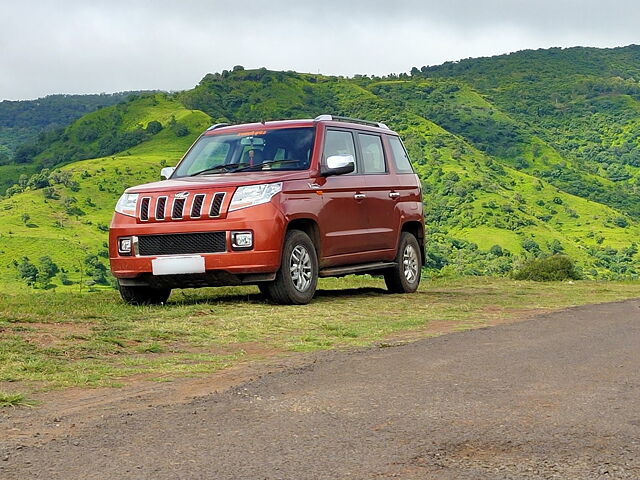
left=2, top=47, right=640, bottom=291
left=0, top=92, right=144, bottom=193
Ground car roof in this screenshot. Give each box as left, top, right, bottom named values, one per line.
left=203, top=117, right=397, bottom=136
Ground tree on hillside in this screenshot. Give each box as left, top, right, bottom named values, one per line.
left=37, top=256, right=59, bottom=287
left=84, top=254, right=108, bottom=285
left=146, top=120, right=163, bottom=135
left=16, top=257, right=38, bottom=286
left=168, top=116, right=189, bottom=137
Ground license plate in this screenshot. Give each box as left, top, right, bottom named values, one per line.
left=152, top=255, right=205, bottom=276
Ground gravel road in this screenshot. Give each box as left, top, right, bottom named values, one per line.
left=2, top=299, right=640, bottom=479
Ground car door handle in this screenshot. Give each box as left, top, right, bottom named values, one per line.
left=353, top=193, right=366, bottom=200
left=389, top=191, right=400, bottom=198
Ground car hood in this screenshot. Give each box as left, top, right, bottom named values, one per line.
left=126, top=170, right=312, bottom=194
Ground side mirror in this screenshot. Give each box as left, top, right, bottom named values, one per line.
left=321, top=155, right=355, bottom=177
left=160, top=167, right=175, bottom=180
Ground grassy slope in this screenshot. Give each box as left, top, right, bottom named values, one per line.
left=0, top=98, right=210, bottom=290
left=0, top=92, right=142, bottom=192
left=421, top=46, right=640, bottom=216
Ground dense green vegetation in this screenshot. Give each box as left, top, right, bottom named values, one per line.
left=0, top=92, right=142, bottom=192
left=1, top=47, right=640, bottom=290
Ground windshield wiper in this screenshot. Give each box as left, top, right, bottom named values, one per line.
left=234, top=160, right=302, bottom=172
left=190, top=163, right=245, bottom=176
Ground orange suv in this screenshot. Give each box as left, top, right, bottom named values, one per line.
left=109, top=115, right=424, bottom=305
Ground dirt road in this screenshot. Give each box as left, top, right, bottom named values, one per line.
left=2, top=299, right=640, bottom=479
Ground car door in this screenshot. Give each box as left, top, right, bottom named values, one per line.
left=357, top=132, right=398, bottom=252
left=315, top=128, right=369, bottom=259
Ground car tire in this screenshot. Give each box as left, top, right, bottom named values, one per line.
left=384, top=232, right=421, bottom=293
left=264, top=229, right=318, bottom=305
left=257, top=283, right=271, bottom=297
left=117, top=282, right=171, bottom=305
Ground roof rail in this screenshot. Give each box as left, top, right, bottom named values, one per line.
left=206, top=122, right=231, bottom=131
left=314, top=114, right=389, bottom=130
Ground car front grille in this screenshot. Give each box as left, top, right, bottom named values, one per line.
left=138, top=192, right=228, bottom=222
left=137, top=232, right=226, bottom=256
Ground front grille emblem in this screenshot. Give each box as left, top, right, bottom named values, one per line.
left=175, top=191, right=190, bottom=199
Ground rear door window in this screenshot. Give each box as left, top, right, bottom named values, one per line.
left=357, top=133, right=386, bottom=174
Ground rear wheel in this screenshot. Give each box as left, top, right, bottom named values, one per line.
left=263, top=229, right=318, bottom=305
left=384, top=232, right=421, bottom=293
left=117, top=282, right=171, bottom=305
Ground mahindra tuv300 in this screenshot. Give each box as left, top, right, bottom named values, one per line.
left=109, top=115, right=425, bottom=305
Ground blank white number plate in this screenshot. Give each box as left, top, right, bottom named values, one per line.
left=152, top=255, right=205, bottom=276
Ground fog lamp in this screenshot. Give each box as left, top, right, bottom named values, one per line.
left=118, top=237, right=133, bottom=256
left=231, top=231, right=253, bottom=250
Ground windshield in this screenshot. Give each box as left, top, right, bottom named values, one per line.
left=174, top=127, right=315, bottom=177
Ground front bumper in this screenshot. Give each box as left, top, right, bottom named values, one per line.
left=109, top=202, right=286, bottom=284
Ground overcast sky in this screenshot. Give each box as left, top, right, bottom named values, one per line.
left=1, top=0, right=639, bottom=100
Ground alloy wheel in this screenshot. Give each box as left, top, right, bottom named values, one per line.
left=403, top=244, right=419, bottom=283
left=290, top=245, right=312, bottom=291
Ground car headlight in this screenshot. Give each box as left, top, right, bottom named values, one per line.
left=115, top=193, right=139, bottom=217
left=229, top=182, right=282, bottom=212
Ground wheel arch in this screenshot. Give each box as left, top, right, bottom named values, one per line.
left=401, top=220, right=425, bottom=266
left=286, top=218, right=321, bottom=258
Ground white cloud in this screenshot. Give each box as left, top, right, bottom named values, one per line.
left=1, top=0, right=638, bottom=99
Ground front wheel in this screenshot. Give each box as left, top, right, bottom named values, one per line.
left=117, top=282, right=171, bottom=305
left=263, top=230, right=318, bottom=305
left=384, top=232, right=421, bottom=293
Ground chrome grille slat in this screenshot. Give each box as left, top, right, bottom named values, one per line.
left=191, top=194, right=206, bottom=218
left=140, top=197, right=150, bottom=221
left=155, top=196, right=167, bottom=220
left=210, top=193, right=225, bottom=217
left=172, top=198, right=185, bottom=219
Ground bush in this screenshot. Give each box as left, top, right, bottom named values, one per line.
left=613, top=216, right=628, bottom=228
left=146, top=120, right=163, bottom=135
left=16, top=257, right=38, bottom=285
left=513, top=255, right=581, bottom=281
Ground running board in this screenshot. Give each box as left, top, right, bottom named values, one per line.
left=319, top=261, right=396, bottom=278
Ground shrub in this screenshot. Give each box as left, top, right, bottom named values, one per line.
left=521, top=237, right=541, bottom=256
left=43, top=187, right=59, bottom=200
left=37, top=256, right=59, bottom=287
left=146, top=120, right=163, bottom=135
left=513, top=255, right=581, bottom=281
left=613, top=216, right=628, bottom=228
left=84, top=254, right=108, bottom=285
left=17, top=257, right=39, bottom=286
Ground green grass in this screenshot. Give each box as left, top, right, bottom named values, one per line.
left=2, top=276, right=640, bottom=395
left=0, top=391, right=36, bottom=407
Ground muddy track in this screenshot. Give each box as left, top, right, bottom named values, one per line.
left=2, top=300, right=640, bottom=479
